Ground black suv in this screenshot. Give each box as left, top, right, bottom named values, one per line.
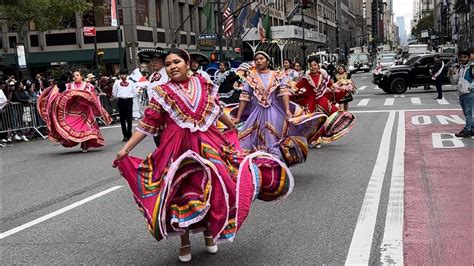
left=376, top=53, right=457, bottom=94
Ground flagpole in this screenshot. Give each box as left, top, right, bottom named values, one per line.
left=217, top=0, right=223, bottom=61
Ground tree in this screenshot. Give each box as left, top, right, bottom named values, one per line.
left=0, top=0, right=94, bottom=32
left=411, top=14, right=434, bottom=39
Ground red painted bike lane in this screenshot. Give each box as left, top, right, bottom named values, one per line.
left=404, top=110, right=473, bottom=265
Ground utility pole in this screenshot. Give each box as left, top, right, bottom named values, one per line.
left=301, top=4, right=306, bottom=71
left=116, top=0, right=124, bottom=69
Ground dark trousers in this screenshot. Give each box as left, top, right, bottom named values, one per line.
left=434, top=78, right=443, bottom=99
left=117, top=98, right=133, bottom=138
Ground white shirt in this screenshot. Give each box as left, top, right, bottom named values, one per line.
left=113, top=79, right=136, bottom=99
left=147, top=67, right=169, bottom=100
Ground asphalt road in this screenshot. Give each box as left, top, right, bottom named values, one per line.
left=0, top=72, right=465, bottom=264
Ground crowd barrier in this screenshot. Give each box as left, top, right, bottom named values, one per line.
left=0, top=102, right=47, bottom=139
left=0, top=92, right=150, bottom=140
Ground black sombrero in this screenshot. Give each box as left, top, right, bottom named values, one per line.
left=189, top=52, right=211, bottom=65
left=138, top=48, right=168, bottom=62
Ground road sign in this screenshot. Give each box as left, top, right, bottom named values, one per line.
left=198, top=33, right=218, bottom=40
left=84, top=27, right=96, bottom=37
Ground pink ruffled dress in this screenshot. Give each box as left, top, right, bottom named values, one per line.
left=114, top=75, right=294, bottom=244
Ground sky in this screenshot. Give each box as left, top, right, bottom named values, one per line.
left=393, top=0, right=413, bottom=34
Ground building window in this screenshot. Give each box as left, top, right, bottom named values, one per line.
left=198, top=8, right=203, bottom=33
left=190, top=35, right=196, bottom=45
left=9, top=36, right=17, bottom=48
left=189, top=5, right=194, bottom=32
left=180, top=34, right=187, bottom=44
left=30, top=35, right=39, bottom=47
left=46, top=33, right=77, bottom=46
left=136, top=0, right=148, bottom=26
left=156, top=0, right=162, bottom=27
left=157, top=31, right=166, bottom=42
left=179, top=3, right=184, bottom=27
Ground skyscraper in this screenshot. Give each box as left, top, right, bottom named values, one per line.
left=396, top=16, right=407, bottom=45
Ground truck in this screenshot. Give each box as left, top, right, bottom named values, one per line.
left=408, top=44, right=428, bottom=55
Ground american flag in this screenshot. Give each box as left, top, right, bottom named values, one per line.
left=223, top=0, right=235, bottom=37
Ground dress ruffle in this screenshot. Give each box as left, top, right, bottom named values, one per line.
left=116, top=131, right=293, bottom=244
left=38, top=87, right=112, bottom=148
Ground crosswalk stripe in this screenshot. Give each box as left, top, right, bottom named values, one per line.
left=410, top=97, right=421, bottom=104
left=357, top=99, right=370, bottom=106
left=358, top=86, right=367, bottom=91
left=384, top=98, right=395, bottom=105
left=437, top=98, right=449, bottom=105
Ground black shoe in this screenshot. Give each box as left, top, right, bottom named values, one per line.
left=455, top=130, right=471, bottom=138
left=122, top=137, right=129, bottom=142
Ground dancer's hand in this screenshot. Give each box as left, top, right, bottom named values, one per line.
left=114, top=149, right=128, bottom=166
left=286, top=109, right=293, bottom=119
left=232, top=117, right=240, bottom=124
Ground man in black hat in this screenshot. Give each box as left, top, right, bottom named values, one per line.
left=147, top=49, right=169, bottom=101
left=112, top=69, right=136, bottom=141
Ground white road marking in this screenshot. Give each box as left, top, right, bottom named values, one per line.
left=101, top=123, right=138, bottom=130
left=345, top=111, right=396, bottom=265
left=357, top=99, right=370, bottom=106
left=436, top=98, right=449, bottom=105
left=380, top=111, right=405, bottom=265
left=351, top=108, right=461, bottom=114
left=358, top=86, right=367, bottom=91
left=410, top=97, right=422, bottom=105
left=384, top=98, right=395, bottom=106
left=0, top=186, right=122, bottom=240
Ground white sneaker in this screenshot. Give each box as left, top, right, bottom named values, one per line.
left=14, top=134, right=21, bottom=141
left=1, top=139, right=7, bottom=143
left=21, top=135, right=29, bottom=142
left=0, top=143, right=6, bottom=148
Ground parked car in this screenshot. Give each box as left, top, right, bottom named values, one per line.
left=348, top=53, right=371, bottom=74
left=377, top=53, right=456, bottom=94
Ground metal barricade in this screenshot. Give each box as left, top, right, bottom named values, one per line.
left=0, top=102, right=47, bottom=139
left=99, top=94, right=119, bottom=117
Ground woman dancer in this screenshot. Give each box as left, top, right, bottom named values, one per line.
left=291, top=56, right=355, bottom=148
left=214, top=61, right=241, bottom=104
left=37, top=71, right=111, bottom=152
left=332, top=65, right=356, bottom=111
left=278, top=59, right=299, bottom=82
left=233, top=51, right=323, bottom=161
left=113, top=49, right=294, bottom=263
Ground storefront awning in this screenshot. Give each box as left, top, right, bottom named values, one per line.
left=27, top=50, right=95, bottom=66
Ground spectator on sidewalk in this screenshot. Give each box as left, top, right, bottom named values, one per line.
left=449, top=49, right=473, bottom=138
left=11, top=81, right=32, bottom=142
left=431, top=54, right=446, bottom=99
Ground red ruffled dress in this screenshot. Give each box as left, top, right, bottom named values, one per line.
left=292, top=72, right=356, bottom=143
left=37, top=82, right=111, bottom=148
left=115, top=76, right=293, bottom=244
